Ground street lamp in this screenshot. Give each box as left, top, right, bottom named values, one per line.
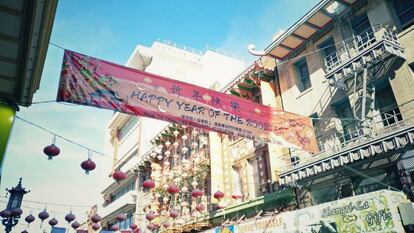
left=1, top=178, right=29, bottom=233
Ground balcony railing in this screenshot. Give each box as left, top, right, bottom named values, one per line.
left=324, top=25, right=404, bottom=83
left=287, top=99, right=414, bottom=172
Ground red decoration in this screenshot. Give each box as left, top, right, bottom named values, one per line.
left=0, top=210, right=11, bottom=218
left=43, top=144, right=60, bottom=160
left=162, top=222, right=170, bottom=228
left=92, top=223, right=100, bottom=231
left=130, top=223, right=138, bottom=230
left=48, top=218, right=58, bottom=226
left=169, top=210, right=179, bottom=219
left=22, top=230, right=28, bottom=233
left=81, top=158, right=96, bottom=174
left=10, top=208, right=22, bottom=217
left=112, top=170, right=127, bottom=182
left=147, top=223, right=155, bottom=230
left=213, top=190, right=224, bottom=200
left=91, top=214, right=101, bottom=223
left=191, top=189, right=203, bottom=198
left=143, top=179, right=155, bottom=189
left=38, top=210, right=49, bottom=221
left=71, top=221, right=80, bottom=230
left=231, top=193, right=242, bottom=200
left=110, top=224, right=119, bottom=231
left=116, top=213, right=127, bottom=222
left=65, top=212, right=75, bottom=223
left=25, top=214, right=35, bottom=224
left=146, top=212, right=156, bottom=221
left=167, top=184, right=179, bottom=194
left=195, top=204, right=205, bottom=212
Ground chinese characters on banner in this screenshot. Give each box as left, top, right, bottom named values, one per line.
left=57, top=50, right=319, bottom=153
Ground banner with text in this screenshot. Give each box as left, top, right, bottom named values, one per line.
left=57, top=50, right=318, bottom=152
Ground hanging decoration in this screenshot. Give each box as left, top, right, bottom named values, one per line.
left=130, top=223, right=138, bottom=230
left=38, top=209, right=49, bottom=227
left=57, top=49, right=319, bottom=153
left=143, top=179, right=155, bottom=189
left=214, top=190, right=225, bottom=200
left=162, top=222, right=170, bottom=228
left=195, top=204, right=205, bottom=212
left=10, top=208, right=22, bottom=217
left=191, top=189, right=203, bottom=198
left=147, top=223, right=155, bottom=230
left=231, top=193, right=242, bottom=200
left=43, top=135, right=60, bottom=160
left=0, top=210, right=11, bottom=218
left=116, top=213, right=127, bottom=222
left=146, top=212, right=156, bottom=221
left=112, top=170, right=127, bottom=182
left=92, top=223, right=101, bottom=231
left=48, top=218, right=58, bottom=227
left=81, top=150, right=96, bottom=174
left=71, top=221, right=80, bottom=230
left=167, top=184, right=179, bottom=195
left=24, top=214, right=35, bottom=227
left=110, top=224, right=119, bottom=231
left=21, top=230, right=28, bottom=233
left=64, top=212, right=75, bottom=223
left=169, top=210, right=179, bottom=219
left=91, top=214, right=101, bottom=223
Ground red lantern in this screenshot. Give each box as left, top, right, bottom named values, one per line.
left=143, top=179, right=155, bottom=189
left=169, top=210, right=179, bottom=219
left=81, top=158, right=96, bottom=174
left=71, top=221, right=80, bottom=230
left=21, top=230, right=28, bottom=233
left=146, top=212, right=156, bottom=221
left=91, top=214, right=101, bottom=223
left=191, top=189, right=203, bottom=198
left=147, top=223, right=155, bottom=230
left=25, top=214, right=35, bottom=224
left=43, top=144, right=60, bottom=160
left=231, top=193, right=242, bottom=200
left=0, top=210, right=11, bottom=218
left=213, top=190, right=224, bottom=200
left=48, top=218, right=58, bottom=226
left=110, top=224, right=119, bottom=231
left=10, top=208, right=22, bottom=217
left=38, top=210, right=49, bottom=221
left=65, top=212, right=75, bottom=223
left=163, top=222, right=170, bottom=228
left=195, top=204, right=205, bottom=212
left=92, top=223, right=100, bottom=231
left=130, top=223, right=138, bottom=230
left=167, top=184, right=179, bottom=194
left=116, top=213, right=127, bottom=222
left=112, top=170, right=127, bottom=182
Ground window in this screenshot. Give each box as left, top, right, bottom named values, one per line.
left=111, top=179, right=136, bottom=202
left=351, top=12, right=371, bottom=36
left=309, top=113, right=323, bottom=151
left=118, top=117, right=139, bottom=142
left=294, top=59, right=311, bottom=92
left=319, top=37, right=337, bottom=70
left=319, top=37, right=336, bottom=60
left=333, top=99, right=360, bottom=142
left=392, top=0, right=414, bottom=30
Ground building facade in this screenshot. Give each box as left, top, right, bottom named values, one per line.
left=97, top=41, right=245, bottom=232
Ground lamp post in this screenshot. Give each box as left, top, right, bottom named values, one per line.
left=1, top=178, right=29, bottom=233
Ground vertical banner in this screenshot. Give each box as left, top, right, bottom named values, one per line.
left=57, top=50, right=318, bottom=153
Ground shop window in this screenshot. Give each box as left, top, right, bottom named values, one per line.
left=294, top=59, right=311, bottom=92
left=391, top=0, right=414, bottom=30
left=310, top=184, right=338, bottom=204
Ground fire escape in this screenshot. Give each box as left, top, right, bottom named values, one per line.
left=278, top=25, right=413, bottom=187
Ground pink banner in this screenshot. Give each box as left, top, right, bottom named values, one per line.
left=57, top=50, right=318, bottom=153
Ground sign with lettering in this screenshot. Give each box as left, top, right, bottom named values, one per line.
left=57, top=50, right=318, bottom=152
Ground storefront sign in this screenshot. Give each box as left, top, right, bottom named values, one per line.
left=57, top=50, right=318, bottom=152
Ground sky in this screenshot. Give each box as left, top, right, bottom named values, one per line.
left=1, top=0, right=319, bottom=232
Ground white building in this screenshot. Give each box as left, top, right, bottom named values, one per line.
left=98, top=40, right=245, bottom=232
